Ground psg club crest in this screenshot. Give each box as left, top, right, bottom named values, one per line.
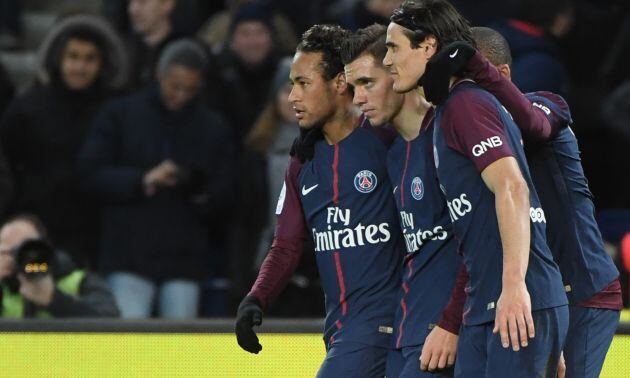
left=411, top=177, right=424, bottom=200
left=354, top=170, right=377, bottom=193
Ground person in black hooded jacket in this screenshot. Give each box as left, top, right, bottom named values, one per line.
left=0, top=15, right=128, bottom=269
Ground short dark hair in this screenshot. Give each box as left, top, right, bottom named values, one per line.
left=390, top=0, right=475, bottom=49
left=472, top=27, right=512, bottom=67
left=157, top=38, right=208, bottom=74
left=340, top=24, right=387, bottom=66
left=296, top=24, right=350, bottom=81
left=2, top=213, right=49, bottom=240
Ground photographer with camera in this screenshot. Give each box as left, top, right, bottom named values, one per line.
left=0, top=214, right=119, bottom=318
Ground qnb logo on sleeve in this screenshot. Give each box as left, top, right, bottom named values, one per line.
left=447, top=193, right=473, bottom=222
left=471, top=136, right=503, bottom=157
left=529, top=207, right=547, bottom=223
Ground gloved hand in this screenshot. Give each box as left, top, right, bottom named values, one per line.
left=235, top=295, right=263, bottom=353
left=422, top=41, right=476, bottom=105
left=290, top=126, right=324, bottom=163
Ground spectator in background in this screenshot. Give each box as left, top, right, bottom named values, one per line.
left=203, top=3, right=282, bottom=310
left=197, top=0, right=297, bottom=55
left=336, top=0, right=403, bottom=31
left=126, top=0, right=183, bottom=88
left=0, top=15, right=127, bottom=268
left=0, top=214, right=119, bottom=318
left=239, top=57, right=298, bottom=293
left=79, top=39, right=234, bottom=319
left=493, top=0, right=574, bottom=97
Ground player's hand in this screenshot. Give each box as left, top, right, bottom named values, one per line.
left=422, top=41, right=476, bottom=105
left=235, top=295, right=263, bottom=354
left=290, top=127, right=324, bottom=163
left=557, top=352, right=566, bottom=378
left=420, top=325, right=458, bottom=372
left=492, top=281, right=535, bottom=351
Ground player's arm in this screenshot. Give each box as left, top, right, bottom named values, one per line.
left=421, top=263, right=468, bottom=371
left=443, top=91, right=534, bottom=352
left=481, top=156, right=534, bottom=351
left=235, top=156, right=307, bottom=354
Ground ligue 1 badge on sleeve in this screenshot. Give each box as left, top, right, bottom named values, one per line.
left=411, top=177, right=424, bottom=200
left=354, top=170, right=377, bottom=193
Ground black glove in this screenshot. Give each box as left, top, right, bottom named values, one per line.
left=290, top=126, right=324, bottom=163
left=422, top=41, right=476, bottom=105
left=235, top=295, right=263, bottom=353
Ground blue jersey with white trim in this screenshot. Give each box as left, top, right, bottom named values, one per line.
left=298, top=121, right=404, bottom=348
left=524, top=92, right=619, bottom=304
left=386, top=117, right=460, bottom=348
left=432, top=81, right=567, bottom=326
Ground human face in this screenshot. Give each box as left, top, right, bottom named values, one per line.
left=158, top=65, right=202, bottom=111
left=288, top=52, right=337, bottom=129
left=230, top=21, right=273, bottom=67
left=345, top=54, right=404, bottom=126
left=128, top=0, right=173, bottom=35
left=0, top=221, right=39, bottom=280
left=60, top=38, right=102, bottom=91
left=384, top=22, right=436, bottom=93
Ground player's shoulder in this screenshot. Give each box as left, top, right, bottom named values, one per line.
left=360, top=115, right=398, bottom=148
left=525, top=91, right=572, bottom=125
left=441, top=81, right=498, bottom=126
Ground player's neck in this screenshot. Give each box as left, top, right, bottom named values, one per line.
left=322, top=104, right=361, bottom=145
left=393, top=89, right=430, bottom=141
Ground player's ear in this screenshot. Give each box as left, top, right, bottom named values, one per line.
left=424, top=35, right=438, bottom=58
left=498, top=64, right=511, bottom=80
left=333, top=72, right=348, bottom=94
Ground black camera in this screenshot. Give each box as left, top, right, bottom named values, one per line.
left=13, top=239, right=54, bottom=280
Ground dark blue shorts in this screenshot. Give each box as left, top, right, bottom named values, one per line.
left=386, top=345, right=454, bottom=378
left=564, top=306, right=620, bottom=378
left=455, top=305, right=569, bottom=378
left=316, top=341, right=389, bottom=378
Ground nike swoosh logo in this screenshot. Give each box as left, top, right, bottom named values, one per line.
left=449, top=49, right=459, bottom=58
left=302, top=184, right=318, bottom=196
left=393, top=186, right=398, bottom=194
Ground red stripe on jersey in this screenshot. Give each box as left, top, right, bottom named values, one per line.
left=335, top=320, right=342, bottom=329
left=333, top=251, right=348, bottom=315
left=332, top=144, right=340, bottom=204
left=400, top=141, right=412, bottom=206
left=397, top=258, right=415, bottom=348
left=396, top=298, right=407, bottom=349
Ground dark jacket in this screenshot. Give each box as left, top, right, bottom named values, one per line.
left=0, top=15, right=128, bottom=267
left=78, top=85, right=235, bottom=281
left=1, top=251, right=119, bottom=318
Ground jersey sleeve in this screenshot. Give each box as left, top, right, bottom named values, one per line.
left=248, top=156, right=308, bottom=309
left=466, top=52, right=555, bottom=142
left=437, top=262, right=468, bottom=334
left=441, top=87, right=515, bottom=172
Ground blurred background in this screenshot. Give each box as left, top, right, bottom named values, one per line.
left=0, top=0, right=628, bottom=322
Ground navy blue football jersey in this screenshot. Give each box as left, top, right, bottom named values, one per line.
left=298, top=120, right=404, bottom=348
left=432, top=81, right=567, bottom=325
left=386, top=115, right=460, bottom=348
left=524, top=93, right=619, bottom=304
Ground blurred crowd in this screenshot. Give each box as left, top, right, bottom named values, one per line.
left=0, top=0, right=629, bottom=319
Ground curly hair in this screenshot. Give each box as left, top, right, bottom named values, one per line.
left=296, top=24, right=350, bottom=80
left=390, top=0, right=475, bottom=50
left=340, top=23, right=387, bottom=66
